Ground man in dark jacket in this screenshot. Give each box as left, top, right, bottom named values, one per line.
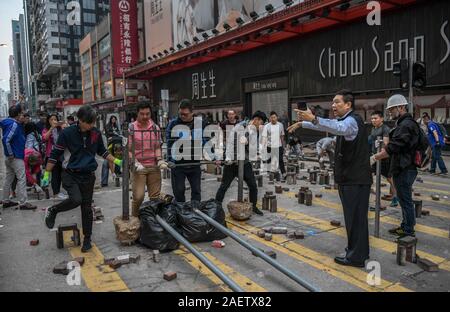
left=166, top=99, right=206, bottom=202
left=290, top=89, right=372, bottom=267
left=372, top=95, right=420, bottom=238
left=42, top=105, right=122, bottom=252
left=215, top=111, right=267, bottom=216
left=1, top=105, right=37, bottom=210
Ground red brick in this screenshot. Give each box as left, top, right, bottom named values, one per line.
left=74, top=257, right=85, bottom=266
left=421, top=210, right=430, bottom=216
left=315, top=194, right=323, bottom=198
left=30, top=239, right=39, bottom=246
left=109, top=260, right=122, bottom=270
left=164, top=271, right=177, bottom=281
left=330, top=220, right=341, bottom=227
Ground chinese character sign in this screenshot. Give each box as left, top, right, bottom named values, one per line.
left=111, top=0, right=139, bottom=77
left=192, top=69, right=217, bottom=100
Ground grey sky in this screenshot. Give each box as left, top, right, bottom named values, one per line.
left=0, top=1, right=24, bottom=91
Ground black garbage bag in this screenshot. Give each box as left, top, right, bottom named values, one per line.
left=176, top=199, right=227, bottom=243
left=200, top=199, right=227, bottom=241
left=139, top=199, right=180, bottom=252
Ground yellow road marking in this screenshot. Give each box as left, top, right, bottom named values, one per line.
left=274, top=206, right=450, bottom=273
left=226, top=219, right=411, bottom=292
left=63, top=232, right=130, bottom=292
left=174, top=247, right=266, bottom=292
left=312, top=196, right=450, bottom=239
left=289, top=192, right=449, bottom=239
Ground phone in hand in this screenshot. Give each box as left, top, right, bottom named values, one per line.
left=297, top=101, right=308, bottom=111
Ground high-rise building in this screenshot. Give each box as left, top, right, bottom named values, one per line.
left=0, top=88, right=9, bottom=117
left=9, top=55, right=20, bottom=106
left=11, top=19, right=24, bottom=98
left=25, top=0, right=110, bottom=112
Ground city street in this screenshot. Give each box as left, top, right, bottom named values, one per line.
left=1, top=150, right=449, bottom=292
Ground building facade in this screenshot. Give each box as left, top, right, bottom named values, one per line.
left=25, top=0, right=111, bottom=113
left=126, top=0, right=450, bottom=140
left=80, top=0, right=148, bottom=127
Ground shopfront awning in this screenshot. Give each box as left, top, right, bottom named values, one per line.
left=125, top=0, right=419, bottom=80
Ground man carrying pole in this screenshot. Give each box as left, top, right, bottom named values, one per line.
left=215, top=111, right=267, bottom=216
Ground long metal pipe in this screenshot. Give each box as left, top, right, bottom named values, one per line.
left=193, top=209, right=320, bottom=292
left=155, top=215, right=244, bottom=292
left=374, top=136, right=382, bottom=238
left=122, top=125, right=130, bottom=220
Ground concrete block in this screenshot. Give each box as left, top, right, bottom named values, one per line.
left=109, top=260, right=122, bottom=270
left=294, top=231, right=305, bottom=239
left=417, top=257, right=439, bottom=272
left=257, top=230, right=266, bottom=238
left=53, top=261, right=69, bottom=275
left=271, top=227, right=288, bottom=234
left=264, top=233, right=273, bottom=241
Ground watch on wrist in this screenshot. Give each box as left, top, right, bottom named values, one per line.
left=312, top=117, right=319, bottom=125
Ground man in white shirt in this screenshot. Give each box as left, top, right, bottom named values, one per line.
left=261, top=111, right=286, bottom=177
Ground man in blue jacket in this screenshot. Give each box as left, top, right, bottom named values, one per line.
left=166, top=99, right=206, bottom=202
left=42, top=105, right=122, bottom=252
left=422, top=113, right=448, bottom=175
left=1, top=105, right=37, bottom=210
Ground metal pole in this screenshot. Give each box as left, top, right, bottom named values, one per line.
left=122, top=125, right=130, bottom=220
left=155, top=215, right=244, bottom=292
left=374, top=136, right=382, bottom=238
left=193, top=209, right=320, bottom=292
left=409, top=48, right=415, bottom=114
left=237, top=160, right=244, bottom=202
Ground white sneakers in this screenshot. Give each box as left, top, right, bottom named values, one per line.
left=56, top=192, right=68, bottom=200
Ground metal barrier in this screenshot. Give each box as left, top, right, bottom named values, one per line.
left=193, top=208, right=320, bottom=292
left=156, top=215, right=244, bottom=292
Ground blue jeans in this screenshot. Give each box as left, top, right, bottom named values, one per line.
left=430, top=145, right=447, bottom=173
left=101, top=160, right=121, bottom=187
left=393, top=169, right=417, bottom=234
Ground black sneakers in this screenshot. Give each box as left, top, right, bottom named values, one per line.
left=45, top=207, right=57, bottom=229
left=81, top=239, right=92, bottom=253
left=2, top=201, right=19, bottom=209
left=19, top=203, right=37, bottom=210
left=252, top=206, right=264, bottom=216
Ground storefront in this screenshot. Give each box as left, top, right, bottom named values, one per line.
left=149, top=0, right=450, bottom=126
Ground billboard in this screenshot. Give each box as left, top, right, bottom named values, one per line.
left=144, top=0, right=290, bottom=57
left=144, top=0, right=174, bottom=58
left=111, top=0, right=139, bottom=77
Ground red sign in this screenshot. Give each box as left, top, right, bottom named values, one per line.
left=111, top=0, right=139, bottom=78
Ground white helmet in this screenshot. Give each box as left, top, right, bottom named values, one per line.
left=387, top=94, right=408, bottom=109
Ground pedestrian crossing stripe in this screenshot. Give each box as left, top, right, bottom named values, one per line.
left=273, top=206, right=450, bottom=273
left=322, top=187, right=450, bottom=212
left=309, top=195, right=450, bottom=239
left=63, top=232, right=130, bottom=292
left=226, top=219, right=411, bottom=292
left=174, top=247, right=267, bottom=292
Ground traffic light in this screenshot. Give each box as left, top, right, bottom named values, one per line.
left=393, top=59, right=409, bottom=90
left=412, top=62, right=426, bottom=89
